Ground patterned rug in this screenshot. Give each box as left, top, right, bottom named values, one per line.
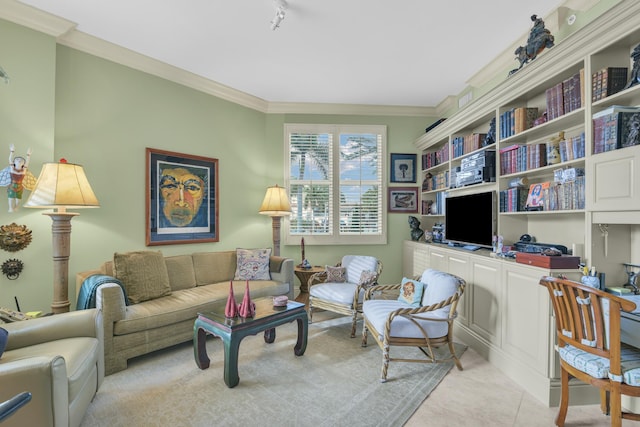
left=81, top=317, right=465, bottom=427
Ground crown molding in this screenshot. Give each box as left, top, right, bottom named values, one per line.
left=266, top=102, right=435, bottom=117
left=0, top=0, right=75, bottom=36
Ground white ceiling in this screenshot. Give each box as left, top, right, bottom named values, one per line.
left=16, top=0, right=569, bottom=107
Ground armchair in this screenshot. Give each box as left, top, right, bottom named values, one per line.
left=362, top=269, right=465, bottom=382
left=0, top=309, right=104, bottom=427
left=540, top=276, right=640, bottom=427
left=308, top=255, right=382, bottom=337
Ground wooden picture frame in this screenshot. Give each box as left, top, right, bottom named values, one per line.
left=388, top=187, right=419, bottom=213
left=146, top=148, right=219, bottom=245
left=390, top=153, right=417, bottom=183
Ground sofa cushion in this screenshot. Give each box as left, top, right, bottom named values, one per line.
left=398, top=277, right=424, bottom=308
left=165, top=255, right=196, bottom=291
left=234, top=248, right=272, bottom=280
left=192, top=251, right=236, bottom=286
left=113, top=251, right=172, bottom=304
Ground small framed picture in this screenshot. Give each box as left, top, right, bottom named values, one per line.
left=390, top=153, right=417, bottom=183
left=388, top=187, right=419, bottom=213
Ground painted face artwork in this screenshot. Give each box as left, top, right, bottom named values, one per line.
left=159, top=167, right=205, bottom=227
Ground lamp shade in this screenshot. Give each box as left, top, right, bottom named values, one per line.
left=258, top=184, right=291, bottom=216
left=25, top=161, right=99, bottom=209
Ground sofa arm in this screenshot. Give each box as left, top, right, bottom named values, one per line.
left=0, top=355, right=69, bottom=427
left=269, top=256, right=294, bottom=299
left=3, top=308, right=102, bottom=351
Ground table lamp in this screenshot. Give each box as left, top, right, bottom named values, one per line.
left=25, top=159, right=99, bottom=313
left=258, top=184, right=291, bottom=256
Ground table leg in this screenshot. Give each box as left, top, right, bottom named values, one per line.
left=264, top=328, right=276, bottom=343
left=294, top=314, right=308, bottom=356
left=194, top=327, right=211, bottom=369
left=222, top=335, right=242, bottom=388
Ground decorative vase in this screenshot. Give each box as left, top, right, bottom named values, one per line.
left=224, top=281, right=239, bottom=318
left=238, top=281, right=256, bottom=318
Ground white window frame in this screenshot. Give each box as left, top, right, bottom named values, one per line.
left=283, top=123, right=387, bottom=246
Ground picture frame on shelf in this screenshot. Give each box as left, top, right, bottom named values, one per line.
left=388, top=187, right=419, bottom=213
left=146, top=148, right=219, bottom=246
left=390, top=153, right=417, bottom=183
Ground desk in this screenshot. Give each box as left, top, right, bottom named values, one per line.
left=294, top=266, right=324, bottom=306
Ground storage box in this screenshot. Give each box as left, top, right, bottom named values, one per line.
left=515, top=252, right=580, bottom=269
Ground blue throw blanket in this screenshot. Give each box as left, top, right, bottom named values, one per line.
left=76, top=274, right=130, bottom=310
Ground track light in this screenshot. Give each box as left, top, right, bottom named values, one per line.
left=270, top=0, right=288, bottom=31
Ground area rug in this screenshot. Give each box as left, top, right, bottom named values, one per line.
left=81, top=317, right=465, bottom=427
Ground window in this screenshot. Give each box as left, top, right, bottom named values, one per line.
left=284, top=124, right=387, bottom=245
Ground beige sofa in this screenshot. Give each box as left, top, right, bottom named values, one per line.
left=0, top=309, right=103, bottom=427
left=76, top=250, right=294, bottom=375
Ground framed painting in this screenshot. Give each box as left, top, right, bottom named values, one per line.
left=390, top=153, right=417, bottom=183
left=146, top=148, right=219, bottom=245
left=388, top=187, right=419, bottom=213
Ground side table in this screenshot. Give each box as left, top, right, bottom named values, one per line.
left=294, top=265, right=324, bottom=307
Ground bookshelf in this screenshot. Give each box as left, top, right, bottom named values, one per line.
left=409, top=1, right=640, bottom=407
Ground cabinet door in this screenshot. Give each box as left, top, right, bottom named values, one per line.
left=429, top=248, right=448, bottom=272
left=469, top=258, right=501, bottom=345
left=588, top=145, right=640, bottom=211
left=447, top=253, right=470, bottom=325
left=502, top=264, right=552, bottom=376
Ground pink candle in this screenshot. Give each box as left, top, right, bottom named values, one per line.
left=301, top=237, right=305, bottom=261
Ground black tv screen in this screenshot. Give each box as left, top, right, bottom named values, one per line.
left=445, top=191, right=496, bottom=248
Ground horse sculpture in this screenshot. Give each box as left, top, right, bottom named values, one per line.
left=510, top=15, right=555, bottom=75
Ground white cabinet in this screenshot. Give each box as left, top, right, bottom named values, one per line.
left=588, top=144, right=640, bottom=212
left=402, top=240, right=430, bottom=278
left=468, top=257, right=502, bottom=346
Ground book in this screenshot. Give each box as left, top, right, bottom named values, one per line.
left=592, top=67, right=628, bottom=101
left=592, top=105, right=640, bottom=153
left=525, top=182, right=550, bottom=210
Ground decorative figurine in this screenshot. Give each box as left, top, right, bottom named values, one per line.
left=1, top=258, right=23, bottom=280
left=0, top=145, right=36, bottom=212
left=224, top=281, right=239, bottom=318
left=624, top=43, right=640, bottom=90
left=0, top=223, right=33, bottom=252
left=483, top=117, right=496, bottom=147
left=238, top=281, right=256, bottom=318
left=408, top=216, right=424, bottom=242
left=510, top=14, right=555, bottom=75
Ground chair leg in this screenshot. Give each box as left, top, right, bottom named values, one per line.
left=447, top=340, right=463, bottom=371
left=600, top=389, right=610, bottom=415
left=350, top=312, right=357, bottom=338
left=361, top=323, right=368, bottom=347
left=555, top=368, right=570, bottom=427
left=308, top=303, right=314, bottom=324
left=381, top=340, right=390, bottom=383
left=610, top=383, right=622, bottom=427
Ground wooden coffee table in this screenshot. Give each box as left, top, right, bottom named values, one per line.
left=193, top=297, right=308, bottom=388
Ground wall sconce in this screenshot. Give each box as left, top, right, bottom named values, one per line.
left=25, top=159, right=99, bottom=313
left=259, top=184, right=291, bottom=256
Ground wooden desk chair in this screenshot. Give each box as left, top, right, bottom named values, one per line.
left=308, top=255, right=382, bottom=337
left=361, top=269, right=465, bottom=382
left=540, top=276, right=640, bottom=426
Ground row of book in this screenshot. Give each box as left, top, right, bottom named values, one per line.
left=499, top=187, right=529, bottom=212
left=526, top=177, right=586, bottom=211
left=421, top=191, right=446, bottom=215
left=592, top=105, right=640, bottom=154
left=498, top=132, right=586, bottom=175
left=545, top=69, right=585, bottom=122
left=421, top=144, right=449, bottom=170
left=421, top=169, right=449, bottom=192
left=499, top=107, right=539, bottom=139
left=451, top=133, right=486, bottom=158
left=592, top=67, right=628, bottom=102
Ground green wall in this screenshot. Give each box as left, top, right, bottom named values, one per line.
left=0, top=18, right=430, bottom=311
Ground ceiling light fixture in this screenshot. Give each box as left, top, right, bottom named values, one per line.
left=270, top=0, right=288, bottom=31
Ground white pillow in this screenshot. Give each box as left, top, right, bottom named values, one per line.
left=234, top=248, right=272, bottom=280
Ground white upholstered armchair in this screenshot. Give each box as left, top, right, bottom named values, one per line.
left=308, top=255, right=382, bottom=337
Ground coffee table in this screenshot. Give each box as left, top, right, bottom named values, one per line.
left=193, top=297, right=308, bottom=388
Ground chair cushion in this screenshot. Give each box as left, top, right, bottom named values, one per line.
left=419, top=269, right=461, bottom=317
left=363, top=299, right=450, bottom=340
left=359, top=270, right=378, bottom=288
left=342, top=255, right=378, bottom=284
left=113, top=250, right=172, bottom=304
left=398, top=277, right=424, bottom=308
left=234, top=248, right=271, bottom=280
left=310, top=282, right=358, bottom=305
left=557, top=343, right=640, bottom=385
left=325, top=266, right=346, bottom=283
left=0, top=327, right=7, bottom=359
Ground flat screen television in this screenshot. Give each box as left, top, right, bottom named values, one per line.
left=444, top=191, right=496, bottom=249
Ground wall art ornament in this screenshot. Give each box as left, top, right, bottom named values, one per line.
left=0, top=145, right=36, bottom=212
left=0, top=223, right=32, bottom=252
left=2, top=258, right=24, bottom=280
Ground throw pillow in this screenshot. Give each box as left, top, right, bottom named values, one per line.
left=0, top=327, right=7, bottom=359
left=325, top=265, right=346, bottom=283
left=113, top=251, right=172, bottom=304
left=358, top=270, right=378, bottom=288
left=398, top=277, right=424, bottom=308
left=234, top=248, right=272, bottom=280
